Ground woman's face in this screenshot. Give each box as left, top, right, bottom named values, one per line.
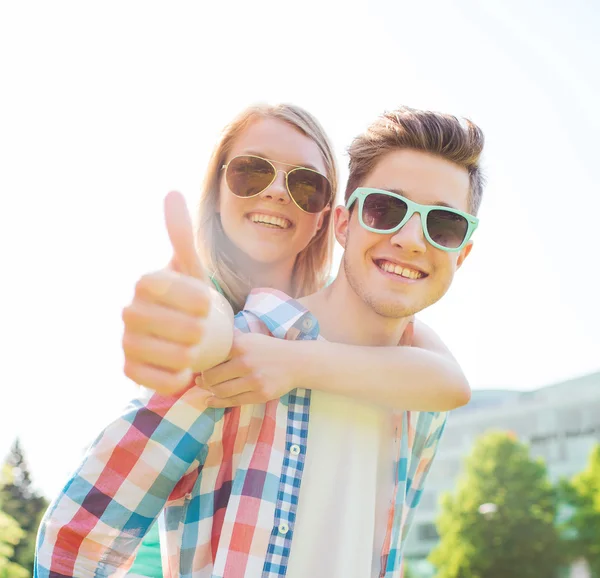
left=218, top=117, right=330, bottom=268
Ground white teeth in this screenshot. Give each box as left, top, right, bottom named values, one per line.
left=250, top=214, right=291, bottom=229
left=379, top=261, right=424, bottom=279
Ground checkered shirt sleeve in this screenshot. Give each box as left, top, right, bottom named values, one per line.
left=379, top=410, right=448, bottom=576
left=34, top=382, right=220, bottom=577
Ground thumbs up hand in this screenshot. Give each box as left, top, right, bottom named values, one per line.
left=122, top=192, right=233, bottom=395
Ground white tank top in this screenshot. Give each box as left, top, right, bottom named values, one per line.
left=286, top=389, right=394, bottom=578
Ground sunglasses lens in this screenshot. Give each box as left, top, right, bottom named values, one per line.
left=226, top=156, right=275, bottom=197
left=427, top=210, right=469, bottom=248
left=287, top=168, right=331, bottom=213
left=362, top=193, right=408, bottom=230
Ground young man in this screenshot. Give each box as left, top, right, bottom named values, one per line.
left=36, top=106, right=484, bottom=578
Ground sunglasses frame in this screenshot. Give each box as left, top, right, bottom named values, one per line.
left=346, top=187, right=479, bottom=252
left=221, top=154, right=332, bottom=214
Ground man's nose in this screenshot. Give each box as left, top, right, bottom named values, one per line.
left=258, top=170, right=291, bottom=205
left=389, top=213, right=428, bottom=253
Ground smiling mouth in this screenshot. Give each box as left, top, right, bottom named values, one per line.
left=375, top=260, right=427, bottom=280
left=248, top=213, right=292, bottom=229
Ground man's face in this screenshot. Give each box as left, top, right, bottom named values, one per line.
left=336, top=149, right=474, bottom=318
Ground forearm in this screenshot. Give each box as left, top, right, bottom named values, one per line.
left=293, top=341, right=470, bottom=411
left=192, top=288, right=235, bottom=372
left=36, top=391, right=215, bottom=577
left=35, top=424, right=150, bottom=577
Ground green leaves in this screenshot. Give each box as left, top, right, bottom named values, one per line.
left=0, top=503, right=27, bottom=578
left=0, top=439, right=49, bottom=576
left=559, top=444, right=600, bottom=576
left=429, top=431, right=563, bottom=578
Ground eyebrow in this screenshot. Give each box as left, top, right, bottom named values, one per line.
left=384, top=188, right=459, bottom=210
left=240, top=150, right=322, bottom=173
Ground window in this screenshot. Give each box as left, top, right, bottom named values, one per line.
left=417, top=491, right=438, bottom=512
left=558, top=407, right=582, bottom=432
left=417, top=523, right=439, bottom=542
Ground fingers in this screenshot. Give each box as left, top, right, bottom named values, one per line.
left=122, top=300, right=205, bottom=345
left=134, top=270, right=210, bottom=317
left=164, top=191, right=209, bottom=282
left=122, top=332, right=202, bottom=372
left=201, top=357, right=248, bottom=388
left=122, top=265, right=213, bottom=393
left=200, top=375, right=254, bottom=401
left=206, top=391, right=263, bottom=409
left=123, top=361, right=195, bottom=397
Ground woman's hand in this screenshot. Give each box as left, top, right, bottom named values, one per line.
left=200, top=314, right=469, bottom=411
left=121, top=192, right=233, bottom=396
left=199, top=317, right=415, bottom=409
left=199, top=333, right=299, bottom=408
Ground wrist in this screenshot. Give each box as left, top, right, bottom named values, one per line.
left=192, top=288, right=234, bottom=372
left=287, top=340, right=316, bottom=390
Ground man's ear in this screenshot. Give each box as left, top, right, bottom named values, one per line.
left=333, top=205, right=350, bottom=248
left=456, top=240, right=474, bottom=270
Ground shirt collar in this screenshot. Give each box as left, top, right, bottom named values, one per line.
left=244, top=288, right=320, bottom=340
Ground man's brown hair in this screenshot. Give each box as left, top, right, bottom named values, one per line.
left=345, top=106, right=485, bottom=214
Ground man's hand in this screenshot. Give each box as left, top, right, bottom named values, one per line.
left=199, top=333, right=299, bottom=408
left=122, top=191, right=215, bottom=396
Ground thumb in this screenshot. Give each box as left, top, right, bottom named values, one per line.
left=164, top=190, right=209, bottom=282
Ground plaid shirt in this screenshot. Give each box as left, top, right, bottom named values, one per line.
left=36, top=289, right=447, bottom=578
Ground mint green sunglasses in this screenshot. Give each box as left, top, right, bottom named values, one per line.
left=346, top=188, right=479, bottom=252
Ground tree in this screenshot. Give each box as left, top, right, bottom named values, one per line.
left=0, top=507, right=28, bottom=578
left=0, top=439, right=48, bottom=575
left=429, top=431, right=563, bottom=578
left=559, top=444, right=600, bottom=577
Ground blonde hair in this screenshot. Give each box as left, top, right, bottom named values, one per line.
left=196, top=104, right=338, bottom=312
left=345, top=106, right=485, bottom=214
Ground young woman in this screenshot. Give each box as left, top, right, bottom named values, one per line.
left=122, top=103, right=470, bottom=577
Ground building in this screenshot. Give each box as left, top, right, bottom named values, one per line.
left=404, top=371, right=600, bottom=575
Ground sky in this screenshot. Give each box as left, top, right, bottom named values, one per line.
left=1, top=1, right=598, bottom=499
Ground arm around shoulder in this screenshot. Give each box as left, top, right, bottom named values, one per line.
left=290, top=319, right=471, bottom=411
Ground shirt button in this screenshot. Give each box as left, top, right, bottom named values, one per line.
left=278, top=523, right=289, bottom=535
left=289, top=444, right=301, bottom=456
left=302, top=317, right=313, bottom=330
